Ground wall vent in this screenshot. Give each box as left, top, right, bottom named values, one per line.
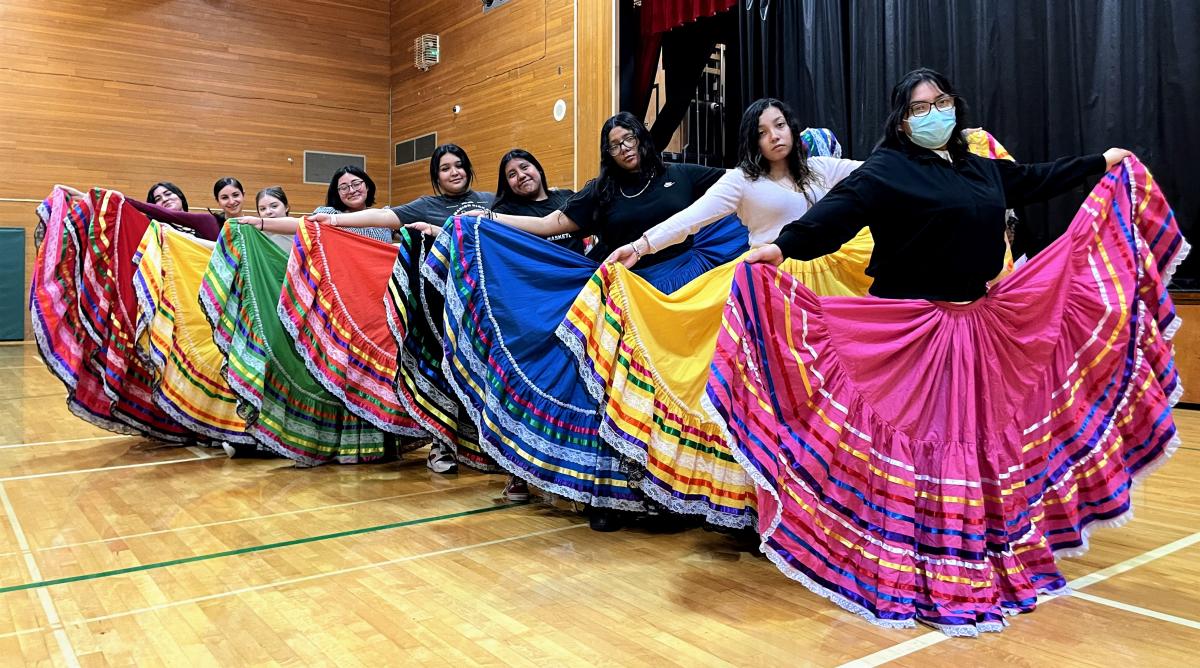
left=394, top=132, right=438, bottom=166
left=303, top=151, right=366, bottom=185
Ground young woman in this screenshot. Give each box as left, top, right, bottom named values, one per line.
left=34, top=185, right=199, bottom=441
left=392, top=147, right=586, bottom=499
left=706, top=68, right=1179, bottom=634
left=251, top=185, right=295, bottom=252
left=212, top=177, right=245, bottom=221
left=490, top=149, right=584, bottom=255
left=255, top=185, right=289, bottom=217
left=607, top=99, right=861, bottom=266
left=315, top=166, right=394, bottom=242
left=489, top=149, right=586, bottom=500
left=322, top=144, right=494, bottom=235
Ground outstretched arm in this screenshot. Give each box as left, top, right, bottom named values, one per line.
left=317, top=208, right=402, bottom=229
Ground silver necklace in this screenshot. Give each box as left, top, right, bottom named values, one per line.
left=619, top=170, right=656, bottom=199
left=768, top=173, right=799, bottom=191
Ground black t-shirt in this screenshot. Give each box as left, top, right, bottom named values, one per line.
left=388, top=190, right=494, bottom=226
left=561, top=163, right=725, bottom=266
left=494, top=189, right=585, bottom=255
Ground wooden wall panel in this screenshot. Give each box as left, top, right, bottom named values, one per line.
left=0, top=0, right=393, bottom=338
left=388, top=0, right=590, bottom=204
left=1174, top=300, right=1200, bottom=405
left=574, top=0, right=618, bottom=192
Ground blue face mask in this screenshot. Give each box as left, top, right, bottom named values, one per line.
left=906, top=108, right=956, bottom=150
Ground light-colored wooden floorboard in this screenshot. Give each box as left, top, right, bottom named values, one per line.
left=887, top=595, right=1200, bottom=667
left=1076, top=542, right=1200, bottom=621
left=0, top=355, right=1196, bottom=665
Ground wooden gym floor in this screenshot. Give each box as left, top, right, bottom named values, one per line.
left=1, top=340, right=1197, bottom=666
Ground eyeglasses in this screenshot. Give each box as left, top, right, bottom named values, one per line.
left=907, top=95, right=956, bottom=118
left=605, top=135, right=639, bottom=155
left=337, top=179, right=366, bottom=194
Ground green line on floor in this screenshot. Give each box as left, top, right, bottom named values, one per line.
left=0, top=501, right=525, bottom=594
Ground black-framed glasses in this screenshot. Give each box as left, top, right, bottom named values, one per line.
left=907, top=95, right=956, bottom=118
left=337, top=179, right=366, bottom=194
left=605, top=135, right=639, bottom=155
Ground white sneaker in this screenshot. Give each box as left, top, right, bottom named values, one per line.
left=426, top=442, right=458, bottom=473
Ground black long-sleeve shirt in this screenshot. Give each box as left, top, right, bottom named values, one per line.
left=772, top=144, right=1106, bottom=301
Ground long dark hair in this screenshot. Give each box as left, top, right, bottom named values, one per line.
left=429, top=144, right=476, bottom=195
left=593, top=112, right=664, bottom=209
left=736, top=98, right=816, bottom=199
left=255, top=185, right=290, bottom=212
left=324, top=165, right=377, bottom=211
left=493, top=149, right=549, bottom=211
left=212, top=176, right=244, bottom=200
left=880, top=67, right=971, bottom=160
left=146, top=181, right=189, bottom=212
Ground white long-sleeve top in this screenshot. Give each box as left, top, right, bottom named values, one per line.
left=641, top=157, right=862, bottom=251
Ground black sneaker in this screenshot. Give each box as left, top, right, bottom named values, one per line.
left=588, top=508, right=624, bottom=532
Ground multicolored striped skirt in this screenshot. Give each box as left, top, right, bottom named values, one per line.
left=32, top=189, right=193, bottom=441
left=278, top=219, right=426, bottom=440
left=132, top=221, right=250, bottom=443
left=385, top=229, right=497, bottom=470
left=200, top=223, right=389, bottom=464
left=429, top=214, right=748, bottom=508
left=705, top=157, right=1188, bottom=634
left=31, top=189, right=138, bottom=434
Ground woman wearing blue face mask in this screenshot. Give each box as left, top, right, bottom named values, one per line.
left=711, top=66, right=1184, bottom=635
left=748, top=67, right=1131, bottom=301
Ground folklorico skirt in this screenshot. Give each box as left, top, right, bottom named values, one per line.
left=705, top=157, right=1188, bottom=635
left=31, top=188, right=192, bottom=441
left=559, top=231, right=874, bottom=528
left=277, top=219, right=426, bottom=442
left=385, top=229, right=497, bottom=470
left=133, top=220, right=251, bottom=443
left=200, top=223, right=389, bottom=464
left=427, top=213, right=748, bottom=508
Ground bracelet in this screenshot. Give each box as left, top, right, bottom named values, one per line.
left=640, top=234, right=654, bottom=254
left=630, top=242, right=642, bottom=258
left=258, top=217, right=264, bottom=231
left=331, top=213, right=338, bottom=227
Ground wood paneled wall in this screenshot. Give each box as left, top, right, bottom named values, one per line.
left=3, top=0, right=618, bottom=339
left=388, top=0, right=615, bottom=204
left=0, top=0, right=393, bottom=338
left=1174, top=299, right=1200, bottom=405
left=389, top=0, right=573, bottom=203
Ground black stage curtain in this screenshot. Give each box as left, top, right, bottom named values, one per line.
left=731, top=0, right=1199, bottom=286
left=737, top=0, right=851, bottom=155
